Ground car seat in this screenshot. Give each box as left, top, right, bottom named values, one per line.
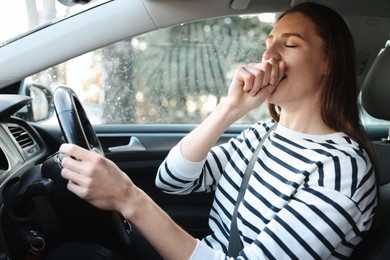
left=350, top=45, right=390, bottom=259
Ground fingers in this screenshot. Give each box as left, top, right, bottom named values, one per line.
left=276, top=60, right=286, bottom=84
left=237, top=59, right=284, bottom=96
left=59, top=143, right=105, bottom=174
left=248, top=62, right=272, bottom=96
left=267, top=58, right=279, bottom=86
left=237, top=66, right=255, bottom=93
left=237, top=63, right=269, bottom=96
left=59, top=143, right=100, bottom=186
left=65, top=174, right=88, bottom=195
left=59, top=143, right=91, bottom=161
left=60, top=158, right=91, bottom=195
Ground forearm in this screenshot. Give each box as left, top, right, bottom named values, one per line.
left=181, top=99, right=242, bottom=162
left=178, top=60, right=285, bottom=162
left=122, top=187, right=197, bottom=260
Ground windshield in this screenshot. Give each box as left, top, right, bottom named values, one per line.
left=0, top=0, right=109, bottom=46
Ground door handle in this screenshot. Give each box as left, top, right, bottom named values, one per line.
left=108, top=136, right=146, bottom=152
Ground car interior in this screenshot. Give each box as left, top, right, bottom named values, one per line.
left=0, top=0, right=389, bottom=259
left=350, top=45, right=390, bottom=259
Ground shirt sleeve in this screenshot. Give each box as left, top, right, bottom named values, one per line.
left=155, top=126, right=252, bottom=194
left=155, top=138, right=238, bottom=194
left=190, top=240, right=228, bottom=260
left=155, top=142, right=208, bottom=194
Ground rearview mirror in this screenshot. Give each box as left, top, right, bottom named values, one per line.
left=57, top=0, right=92, bottom=7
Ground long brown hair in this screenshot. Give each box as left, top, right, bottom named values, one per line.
left=268, top=3, right=377, bottom=170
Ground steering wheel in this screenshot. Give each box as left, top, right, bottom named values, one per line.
left=52, top=85, right=132, bottom=248
left=53, top=86, right=103, bottom=155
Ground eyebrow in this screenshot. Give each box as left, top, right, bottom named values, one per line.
left=266, top=32, right=306, bottom=41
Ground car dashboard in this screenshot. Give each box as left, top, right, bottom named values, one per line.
left=0, top=94, right=135, bottom=259
left=0, top=95, right=53, bottom=258
left=0, top=95, right=48, bottom=195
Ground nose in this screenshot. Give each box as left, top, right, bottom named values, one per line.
left=262, top=42, right=281, bottom=62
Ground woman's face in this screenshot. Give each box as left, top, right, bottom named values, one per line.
left=264, top=12, right=328, bottom=110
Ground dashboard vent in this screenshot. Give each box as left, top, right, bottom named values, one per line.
left=8, top=126, right=35, bottom=149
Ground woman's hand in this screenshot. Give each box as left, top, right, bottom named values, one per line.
left=59, top=143, right=135, bottom=215
left=179, top=59, right=285, bottom=162
left=226, top=59, right=286, bottom=116
left=59, top=143, right=198, bottom=260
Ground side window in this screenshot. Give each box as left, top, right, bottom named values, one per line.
left=28, top=14, right=276, bottom=124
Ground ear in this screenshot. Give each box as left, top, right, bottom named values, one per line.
left=321, top=58, right=329, bottom=76
left=323, top=65, right=329, bottom=76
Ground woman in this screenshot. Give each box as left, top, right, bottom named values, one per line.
left=60, top=2, right=377, bottom=259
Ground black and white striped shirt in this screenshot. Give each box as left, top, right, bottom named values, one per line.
left=156, top=120, right=377, bottom=259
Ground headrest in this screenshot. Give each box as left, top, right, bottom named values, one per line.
left=361, top=46, right=390, bottom=121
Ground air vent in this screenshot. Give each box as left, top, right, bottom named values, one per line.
left=8, top=125, right=35, bottom=149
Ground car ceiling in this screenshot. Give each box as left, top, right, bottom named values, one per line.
left=0, top=0, right=389, bottom=89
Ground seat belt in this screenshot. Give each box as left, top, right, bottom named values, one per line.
left=228, top=123, right=277, bottom=257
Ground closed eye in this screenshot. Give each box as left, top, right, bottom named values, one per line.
left=285, top=45, right=297, bottom=48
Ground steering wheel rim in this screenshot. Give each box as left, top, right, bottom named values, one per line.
left=53, top=85, right=103, bottom=155
left=52, top=85, right=132, bottom=248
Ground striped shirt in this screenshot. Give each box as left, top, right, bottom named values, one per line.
left=156, top=120, right=377, bottom=259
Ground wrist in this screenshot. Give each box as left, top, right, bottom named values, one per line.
left=215, top=98, right=246, bottom=125
left=116, top=184, right=146, bottom=222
